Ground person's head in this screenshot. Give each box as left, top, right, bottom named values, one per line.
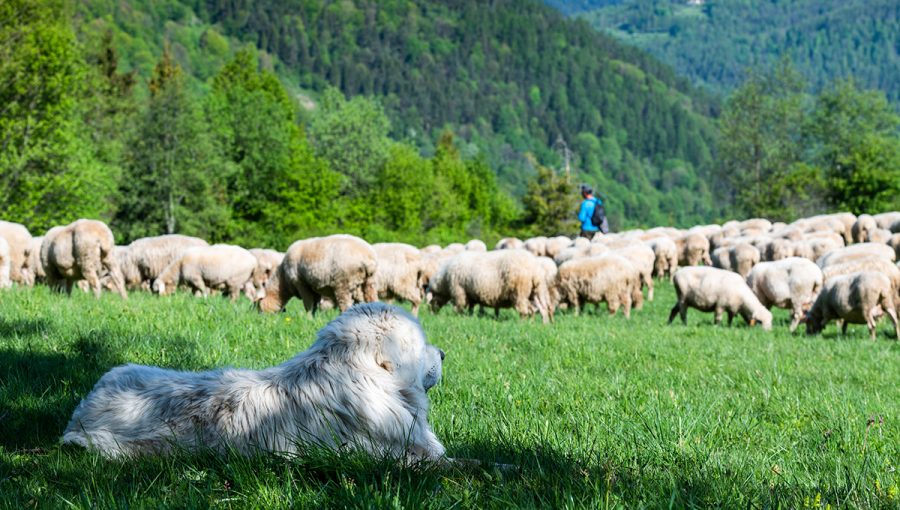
left=580, top=184, right=593, bottom=199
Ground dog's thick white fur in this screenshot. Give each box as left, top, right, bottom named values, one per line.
left=62, top=303, right=447, bottom=462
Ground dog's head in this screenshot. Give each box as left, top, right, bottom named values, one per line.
left=315, top=302, right=444, bottom=391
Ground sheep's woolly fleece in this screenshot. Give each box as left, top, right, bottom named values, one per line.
left=62, top=302, right=447, bottom=462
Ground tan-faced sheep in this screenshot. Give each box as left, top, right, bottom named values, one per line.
left=0, top=237, right=10, bottom=289
left=0, top=221, right=33, bottom=285
left=495, top=237, right=524, bottom=250
left=851, top=215, right=878, bottom=244
left=746, top=258, right=824, bottom=332
left=611, top=244, right=655, bottom=302
left=249, top=248, right=285, bottom=290
left=41, top=220, right=127, bottom=299
left=676, top=233, right=712, bottom=267
left=426, top=250, right=551, bottom=322
left=556, top=254, right=641, bottom=318
left=152, top=244, right=260, bottom=301
left=259, top=235, right=378, bottom=314
left=711, top=243, right=761, bottom=278
left=373, top=243, right=424, bottom=316
left=806, top=271, right=899, bottom=340
left=668, top=266, right=772, bottom=330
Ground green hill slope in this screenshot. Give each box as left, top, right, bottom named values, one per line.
left=554, top=0, right=900, bottom=103
left=76, top=0, right=724, bottom=228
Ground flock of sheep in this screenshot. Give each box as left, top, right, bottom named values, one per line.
left=1, top=210, right=899, bottom=339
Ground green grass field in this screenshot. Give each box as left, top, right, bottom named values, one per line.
left=1, top=282, right=899, bottom=508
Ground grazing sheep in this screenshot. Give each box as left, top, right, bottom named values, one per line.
left=851, top=214, right=878, bottom=244
left=676, top=233, right=712, bottom=267
left=888, top=234, right=900, bottom=260
left=373, top=243, right=424, bottom=315
left=821, top=258, right=900, bottom=295
left=110, top=246, right=143, bottom=290
left=867, top=228, right=893, bottom=244
left=465, top=239, right=487, bottom=252
left=524, top=236, right=548, bottom=257
left=0, top=237, right=10, bottom=288
left=545, top=236, right=573, bottom=259
left=611, top=244, right=655, bottom=302
left=668, top=267, right=772, bottom=330
left=647, top=237, right=679, bottom=280
left=127, top=235, right=211, bottom=290
left=873, top=211, right=900, bottom=232
left=817, top=243, right=896, bottom=268
left=764, top=238, right=793, bottom=261
left=746, top=258, right=824, bottom=332
left=153, top=244, right=260, bottom=301
left=42, top=220, right=127, bottom=299
left=536, top=256, right=560, bottom=315
left=553, top=244, right=607, bottom=266
left=495, top=237, right=524, bottom=250
left=711, top=243, right=761, bottom=278
left=444, top=243, right=466, bottom=255
left=427, top=250, right=551, bottom=323
left=0, top=221, right=33, bottom=285
left=557, top=254, right=642, bottom=318
left=249, top=249, right=285, bottom=290
left=806, top=272, right=899, bottom=340
left=259, top=235, right=378, bottom=314
left=27, top=236, right=44, bottom=284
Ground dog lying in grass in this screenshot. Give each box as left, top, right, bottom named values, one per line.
left=62, top=303, right=447, bottom=463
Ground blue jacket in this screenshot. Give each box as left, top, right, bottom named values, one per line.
left=578, top=197, right=601, bottom=231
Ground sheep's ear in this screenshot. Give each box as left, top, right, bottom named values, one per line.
left=749, top=318, right=757, bottom=327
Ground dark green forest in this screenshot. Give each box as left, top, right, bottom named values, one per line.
left=564, top=0, right=900, bottom=104
left=1, top=0, right=898, bottom=250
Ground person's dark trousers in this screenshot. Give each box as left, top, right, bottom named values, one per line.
left=579, top=230, right=596, bottom=240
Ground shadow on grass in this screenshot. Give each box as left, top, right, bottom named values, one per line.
left=0, top=324, right=206, bottom=450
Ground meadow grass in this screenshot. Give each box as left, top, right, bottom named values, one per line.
left=1, top=282, right=899, bottom=508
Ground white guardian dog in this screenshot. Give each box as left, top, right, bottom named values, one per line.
left=62, top=303, right=447, bottom=462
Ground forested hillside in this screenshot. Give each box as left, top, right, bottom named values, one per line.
left=73, top=0, right=723, bottom=230
left=554, top=0, right=900, bottom=103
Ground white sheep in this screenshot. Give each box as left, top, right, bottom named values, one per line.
left=0, top=236, right=10, bottom=289
left=746, top=258, right=824, bottom=332
left=711, top=242, right=760, bottom=278
left=675, top=233, right=712, bottom=267
left=41, top=220, right=127, bottom=299
left=153, top=244, right=261, bottom=301
left=556, top=254, right=642, bottom=318
left=817, top=243, right=896, bottom=268
left=0, top=221, right=33, bottom=285
left=611, top=244, right=655, bottom=302
left=259, top=235, right=378, bottom=314
left=373, top=242, right=424, bottom=315
left=851, top=214, right=878, bottom=244
left=524, top=236, right=548, bottom=257
left=646, top=237, right=679, bottom=280
left=426, top=250, right=551, bottom=322
left=249, top=248, right=285, bottom=291
left=806, top=271, right=899, bottom=340
left=668, top=266, right=772, bottom=330
left=465, top=239, right=487, bottom=252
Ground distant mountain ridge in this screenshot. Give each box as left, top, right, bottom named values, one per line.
left=547, top=0, right=900, bottom=103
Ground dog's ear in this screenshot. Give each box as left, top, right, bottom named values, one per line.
left=375, top=352, right=394, bottom=373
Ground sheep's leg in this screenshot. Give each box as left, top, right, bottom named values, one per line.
left=64, top=279, right=74, bottom=295
left=226, top=284, right=240, bottom=302
left=646, top=275, right=654, bottom=301
left=714, top=307, right=723, bottom=326
left=668, top=303, right=680, bottom=325
left=410, top=301, right=420, bottom=317
left=885, top=307, right=900, bottom=340
left=295, top=281, right=317, bottom=316
left=607, top=297, right=620, bottom=317
left=727, top=311, right=734, bottom=327
left=679, top=303, right=688, bottom=324
left=622, top=291, right=632, bottom=319
left=570, top=295, right=580, bottom=317
left=841, top=321, right=849, bottom=336
left=789, top=305, right=802, bottom=333
left=334, top=285, right=354, bottom=312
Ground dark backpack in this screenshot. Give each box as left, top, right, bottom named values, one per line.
left=590, top=199, right=609, bottom=234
